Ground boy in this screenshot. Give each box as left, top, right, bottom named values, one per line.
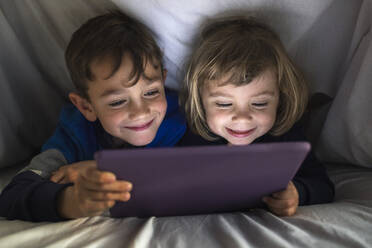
left=0, top=11, right=202, bottom=222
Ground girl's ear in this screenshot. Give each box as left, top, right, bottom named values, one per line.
left=68, top=92, right=97, bottom=122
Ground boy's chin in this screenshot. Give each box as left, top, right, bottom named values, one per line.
left=124, top=133, right=157, bottom=147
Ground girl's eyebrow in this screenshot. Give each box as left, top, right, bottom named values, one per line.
left=208, top=92, right=232, bottom=98
left=208, top=90, right=276, bottom=98
left=251, top=90, right=276, bottom=98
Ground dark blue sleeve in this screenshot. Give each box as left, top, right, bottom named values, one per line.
left=267, top=123, right=335, bottom=205
left=0, top=171, right=71, bottom=222
left=292, top=150, right=335, bottom=206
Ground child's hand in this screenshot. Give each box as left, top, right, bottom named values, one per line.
left=262, top=181, right=299, bottom=216
left=57, top=160, right=132, bottom=219
left=50, top=163, right=82, bottom=184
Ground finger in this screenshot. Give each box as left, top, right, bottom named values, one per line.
left=78, top=178, right=133, bottom=193
left=60, top=177, right=72, bottom=184
left=262, top=196, right=297, bottom=210
left=79, top=199, right=116, bottom=216
left=82, top=167, right=117, bottom=184
left=84, top=190, right=131, bottom=202
left=50, top=171, right=65, bottom=183
left=272, top=184, right=298, bottom=200
left=266, top=200, right=298, bottom=217
left=66, top=167, right=79, bottom=183
left=272, top=190, right=292, bottom=199
left=89, top=200, right=116, bottom=212
left=267, top=205, right=297, bottom=217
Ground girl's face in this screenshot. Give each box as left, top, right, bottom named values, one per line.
left=201, top=69, right=279, bottom=146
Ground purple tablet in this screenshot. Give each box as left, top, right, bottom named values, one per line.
left=95, top=142, right=310, bottom=218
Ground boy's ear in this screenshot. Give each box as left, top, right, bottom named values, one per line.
left=162, top=69, right=167, bottom=82
left=68, top=92, right=97, bottom=122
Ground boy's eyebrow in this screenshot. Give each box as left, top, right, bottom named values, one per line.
left=99, top=76, right=163, bottom=98
left=99, top=88, right=124, bottom=98
left=142, top=74, right=163, bottom=83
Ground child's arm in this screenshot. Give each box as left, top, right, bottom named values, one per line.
left=260, top=123, right=335, bottom=214
left=262, top=150, right=334, bottom=217
left=262, top=181, right=299, bottom=216
left=291, top=150, right=335, bottom=205
left=0, top=149, right=71, bottom=222
left=57, top=161, right=132, bottom=218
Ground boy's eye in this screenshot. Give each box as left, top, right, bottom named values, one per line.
left=216, top=102, right=232, bottom=108
left=109, top=100, right=126, bottom=107
left=252, top=102, right=268, bottom=108
left=144, top=89, right=160, bottom=97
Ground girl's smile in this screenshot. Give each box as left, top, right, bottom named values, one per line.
left=226, top=127, right=256, bottom=138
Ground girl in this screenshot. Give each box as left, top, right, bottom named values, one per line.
left=182, top=17, right=334, bottom=216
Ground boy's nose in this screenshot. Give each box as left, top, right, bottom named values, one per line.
left=231, top=108, right=253, bottom=121
left=128, top=101, right=151, bottom=120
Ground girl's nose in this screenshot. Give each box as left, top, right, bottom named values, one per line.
left=231, top=107, right=253, bottom=121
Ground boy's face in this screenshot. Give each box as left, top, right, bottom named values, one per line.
left=201, top=69, right=279, bottom=146
left=77, top=54, right=167, bottom=146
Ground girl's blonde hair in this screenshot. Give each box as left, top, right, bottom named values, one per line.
left=181, top=16, right=308, bottom=140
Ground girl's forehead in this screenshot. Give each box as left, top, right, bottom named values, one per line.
left=204, top=68, right=278, bottom=92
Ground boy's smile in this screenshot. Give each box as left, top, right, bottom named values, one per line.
left=201, top=69, right=279, bottom=145
left=124, top=119, right=154, bottom=131
left=75, top=54, right=167, bottom=146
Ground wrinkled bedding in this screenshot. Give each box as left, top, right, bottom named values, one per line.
left=0, top=164, right=371, bottom=248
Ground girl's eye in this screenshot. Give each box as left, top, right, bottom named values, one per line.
left=252, top=102, right=268, bottom=108
left=109, top=100, right=126, bottom=107
left=144, top=89, right=159, bottom=97
left=216, top=103, right=232, bottom=108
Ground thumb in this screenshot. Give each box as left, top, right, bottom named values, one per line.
left=50, top=171, right=64, bottom=183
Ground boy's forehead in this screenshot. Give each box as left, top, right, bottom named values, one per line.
left=90, top=53, right=162, bottom=83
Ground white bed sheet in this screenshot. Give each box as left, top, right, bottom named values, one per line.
left=0, top=163, right=371, bottom=248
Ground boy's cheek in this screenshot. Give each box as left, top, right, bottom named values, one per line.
left=154, top=96, right=168, bottom=117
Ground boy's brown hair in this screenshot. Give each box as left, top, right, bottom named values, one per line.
left=65, top=11, right=163, bottom=100
left=181, top=16, right=308, bottom=140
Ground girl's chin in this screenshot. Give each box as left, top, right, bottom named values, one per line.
left=227, top=141, right=252, bottom=146
left=225, top=137, right=254, bottom=146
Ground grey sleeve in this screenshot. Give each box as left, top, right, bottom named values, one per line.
left=19, top=149, right=68, bottom=179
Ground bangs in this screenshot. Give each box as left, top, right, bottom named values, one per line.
left=85, top=43, right=161, bottom=87
left=199, top=34, right=276, bottom=87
